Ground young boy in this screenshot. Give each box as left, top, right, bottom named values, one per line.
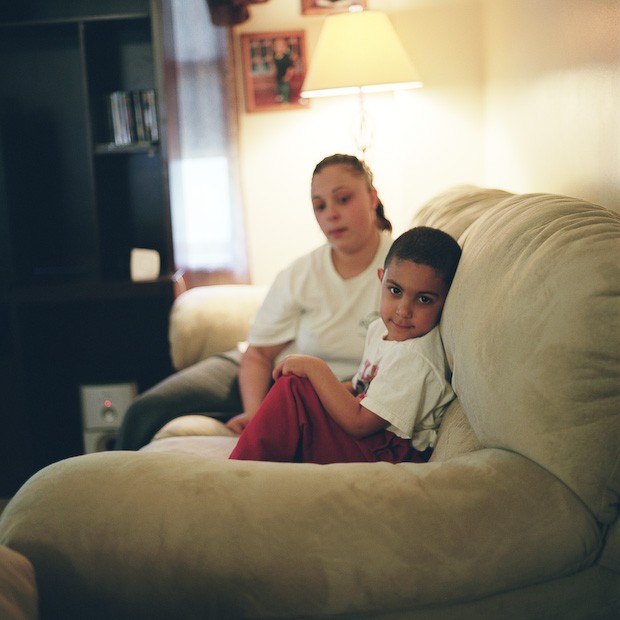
left=229, top=226, right=462, bottom=464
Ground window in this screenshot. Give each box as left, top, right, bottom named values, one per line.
left=165, top=0, right=248, bottom=286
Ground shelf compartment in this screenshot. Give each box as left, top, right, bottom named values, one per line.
left=0, top=22, right=98, bottom=284
left=84, top=16, right=156, bottom=145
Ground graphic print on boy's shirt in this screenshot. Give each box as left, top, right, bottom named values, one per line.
left=354, top=358, right=379, bottom=398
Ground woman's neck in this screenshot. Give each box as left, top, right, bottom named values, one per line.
left=331, top=230, right=381, bottom=280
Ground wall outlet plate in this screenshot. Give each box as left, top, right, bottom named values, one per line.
left=80, top=382, right=137, bottom=431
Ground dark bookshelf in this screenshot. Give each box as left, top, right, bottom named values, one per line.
left=0, top=0, right=175, bottom=495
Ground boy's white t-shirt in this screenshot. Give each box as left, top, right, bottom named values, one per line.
left=351, top=319, right=455, bottom=450
left=248, top=233, right=392, bottom=381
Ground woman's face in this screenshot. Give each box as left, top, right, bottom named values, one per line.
left=310, top=164, right=379, bottom=255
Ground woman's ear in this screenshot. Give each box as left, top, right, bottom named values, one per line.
left=370, top=187, right=379, bottom=210
left=377, top=267, right=384, bottom=283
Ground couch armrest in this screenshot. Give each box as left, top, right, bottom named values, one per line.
left=0, top=450, right=605, bottom=618
left=168, top=284, right=268, bottom=370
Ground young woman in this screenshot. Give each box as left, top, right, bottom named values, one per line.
left=115, top=154, right=392, bottom=449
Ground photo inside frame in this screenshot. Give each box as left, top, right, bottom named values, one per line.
left=243, top=32, right=307, bottom=111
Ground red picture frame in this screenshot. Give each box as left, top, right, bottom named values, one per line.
left=241, top=30, right=308, bottom=113
left=301, top=0, right=367, bottom=15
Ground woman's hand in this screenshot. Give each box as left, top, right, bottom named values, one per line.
left=226, top=412, right=250, bottom=435
left=234, top=343, right=290, bottom=435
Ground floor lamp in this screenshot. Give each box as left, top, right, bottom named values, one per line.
left=301, top=10, right=423, bottom=158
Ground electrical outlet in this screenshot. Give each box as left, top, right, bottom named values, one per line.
left=80, top=382, right=137, bottom=431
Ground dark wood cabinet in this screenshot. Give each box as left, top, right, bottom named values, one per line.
left=0, top=0, right=176, bottom=495
left=0, top=0, right=173, bottom=284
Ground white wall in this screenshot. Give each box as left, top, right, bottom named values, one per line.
left=482, top=0, right=620, bottom=209
left=233, top=0, right=619, bottom=285
left=234, top=0, right=486, bottom=284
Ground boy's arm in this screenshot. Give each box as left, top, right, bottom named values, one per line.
left=273, top=355, right=388, bottom=439
left=341, top=380, right=355, bottom=395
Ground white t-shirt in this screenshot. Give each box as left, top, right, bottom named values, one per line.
left=248, top=233, right=392, bottom=381
left=351, top=319, right=455, bottom=450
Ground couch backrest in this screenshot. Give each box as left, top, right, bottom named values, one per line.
left=411, top=185, right=514, bottom=239
left=435, top=189, right=619, bottom=524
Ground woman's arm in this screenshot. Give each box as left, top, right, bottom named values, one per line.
left=226, top=343, right=290, bottom=434
left=274, top=355, right=388, bottom=439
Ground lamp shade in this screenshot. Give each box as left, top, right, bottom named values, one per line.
left=301, top=10, right=422, bottom=98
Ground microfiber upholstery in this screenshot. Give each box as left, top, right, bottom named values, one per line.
left=441, top=193, right=620, bottom=524
left=0, top=450, right=603, bottom=618
left=0, top=187, right=618, bottom=619
left=168, top=284, right=268, bottom=370
left=0, top=545, right=37, bottom=620
left=411, top=185, right=514, bottom=239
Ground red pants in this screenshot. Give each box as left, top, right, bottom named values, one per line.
left=229, top=375, right=430, bottom=464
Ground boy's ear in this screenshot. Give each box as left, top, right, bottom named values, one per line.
left=377, top=267, right=384, bottom=282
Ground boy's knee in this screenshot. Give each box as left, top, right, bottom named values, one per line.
left=277, top=375, right=309, bottom=389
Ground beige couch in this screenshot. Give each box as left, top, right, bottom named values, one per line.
left=0, top=187, right=618, bottom=619
left=0, top=545, right=37, bottom=620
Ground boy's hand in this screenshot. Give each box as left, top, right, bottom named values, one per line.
left=272, top=354, right=325, bottom=381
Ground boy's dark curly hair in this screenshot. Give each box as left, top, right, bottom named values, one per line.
left=384, top=226, right=462, bottom=286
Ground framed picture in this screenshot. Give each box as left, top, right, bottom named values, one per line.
left=241, top=30, right=308, bottom=113
left=301, top=0, right=367, bottom=15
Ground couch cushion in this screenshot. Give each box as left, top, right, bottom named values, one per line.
left=441, top=192, right=620, bottom=524
left=600, top=515, right=620, bottom=573
left=150, top=414, right=236, bottom=441
left=141, top=435, right=238, bottom=458
left=429, top=399, right=483, bottom=462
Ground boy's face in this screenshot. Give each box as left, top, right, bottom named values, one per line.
left=378, top=259, right=449, bottom=341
